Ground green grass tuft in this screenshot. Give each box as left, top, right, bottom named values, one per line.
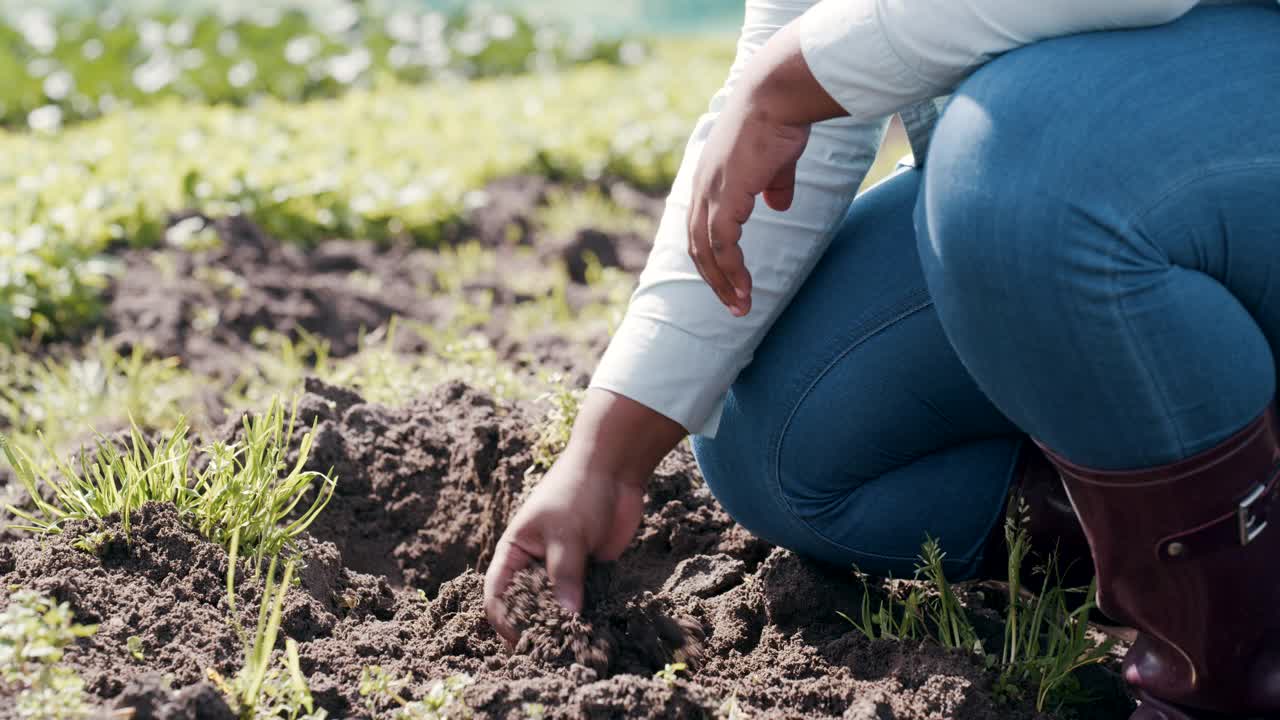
left=842, top=502, right=1113, bottom=714
left=211, top=533, right=326, bottom=720
left=916, top=536, right=982, bottom=653
left=2, top=396, right=336, bottom=569
left=996, top=500, right=1114, bottom=712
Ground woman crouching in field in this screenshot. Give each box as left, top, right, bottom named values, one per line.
left=486, top=2, right=1280, bottom=717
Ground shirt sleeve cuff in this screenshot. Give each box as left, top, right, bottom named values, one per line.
left=794, top=0, right=932, bottom=121
left=588, top=312, right=728, bottom=438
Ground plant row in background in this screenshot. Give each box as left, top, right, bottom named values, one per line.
left=0, top=37, right=729, bottom=343
left=1, top=4, right=633, bottom=130
left=0, top=245, right=631, bottom=458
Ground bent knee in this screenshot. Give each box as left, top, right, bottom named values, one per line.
left=692, top=399, right=857, bottom=561
left=691, top=426, right=799, bottom=552
left=694, top=394, right=935, bottom=576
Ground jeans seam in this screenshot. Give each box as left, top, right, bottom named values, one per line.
left=769, top=292, right=972, bottom=567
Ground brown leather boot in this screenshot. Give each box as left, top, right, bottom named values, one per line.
left=1039, top=405, right=1280, bottom=719
left=979, top=440, right=1095, bottom=588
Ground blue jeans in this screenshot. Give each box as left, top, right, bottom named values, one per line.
left=694, top=5, right=1280, bottom=579
left=919, top=4, right=1280, bottom=470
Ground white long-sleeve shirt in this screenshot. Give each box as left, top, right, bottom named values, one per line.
left=589, top=0, right=1268, bottom=437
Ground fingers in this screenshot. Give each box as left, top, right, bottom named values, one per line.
left=688, top=198, right=738, bottom=315
left=484, top=537, right=534, bottom=647
left=710, top=199, right=752, bottom=314
left=544, top=533, right=587, bottom=614
left=688, top=184, right=752, bottom=316
left=762, top=156, right=799, bottom=212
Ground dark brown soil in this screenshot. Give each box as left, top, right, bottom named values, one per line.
left=292, top=377, right=532, bottom=595
left=103, top=212, right=436, bottom=377
left=91, top=177, right=652, bottom=389
left=0, top=380, right=1102, bottom=719
left=0, top=180, right=1131, bottom=718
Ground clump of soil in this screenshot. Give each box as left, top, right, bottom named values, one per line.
left=112, top=674, right=236, bottom=720
left=0, top=381, right=1122, bottom=718
left=462, top=174, right=554, bottom=247
left=503, top=565, right=705, bottom=677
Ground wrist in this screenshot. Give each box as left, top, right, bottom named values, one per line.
left=558, top=441, right=651, bottom=491
left=559, top=388, right=686, bottom=491
left=740, top=22, right=844, bottom=128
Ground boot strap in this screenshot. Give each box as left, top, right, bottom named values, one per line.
left=1156, top=466, right=1280, bottom=562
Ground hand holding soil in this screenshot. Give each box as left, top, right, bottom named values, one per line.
left=484, top=447, right=647, bottom=644
left=485, top=387, right=687, bottom=645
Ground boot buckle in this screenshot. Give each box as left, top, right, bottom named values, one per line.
left=1238, top=482, right=1270, bottom=546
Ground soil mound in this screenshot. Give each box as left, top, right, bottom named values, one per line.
left=293, top=377, right=534, bottom=595
left=503, top=565, right=705, bottom=677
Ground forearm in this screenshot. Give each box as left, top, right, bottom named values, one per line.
left=589, top=2, right=889, bottom=438
left=741, top=0, right=1207, bottom=129
left=734, top=21, right=845, bottom=128
left=561, top=388, right=687, bottom=490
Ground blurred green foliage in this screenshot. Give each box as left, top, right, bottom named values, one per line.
left=0, top=37, right=733, bottom=343
left=0, top=5, right=631, bottom=128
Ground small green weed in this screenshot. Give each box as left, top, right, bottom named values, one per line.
left=2, top=397, right=336, bottom=570
left=359, top=665, right=474, bottom=719
left=839, top=540, right=978, bottom=652
left=521, top=702, right=547, bottom=719
left=654, top=662, right=687, bottom=686
left=125, top=635, right=144, bottom=662
left=525, top=373, right=584, bottom=481
left=0, top=589, right=98, bottom=719
left=844, top=501, right=1112, bottom=714
left=210, top=532, right=326, bottom=720
left=997, top=501, right=1114, bottom=712
left=838, top=576, right=922, bottom=642
left=71, top=529, right=114, bottom=556
left=915, top=537, right=982, bottom=654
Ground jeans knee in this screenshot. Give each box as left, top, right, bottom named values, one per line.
left=691, top=414, right=788, bottom=545
left=693, top=397, right=851, bottom=561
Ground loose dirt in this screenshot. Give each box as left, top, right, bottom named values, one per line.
left=0, top=184, right=1134, bottom=718
left=0, top=380, right=1102, bottom=718
left=91, top=178, right=652, bottom=386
